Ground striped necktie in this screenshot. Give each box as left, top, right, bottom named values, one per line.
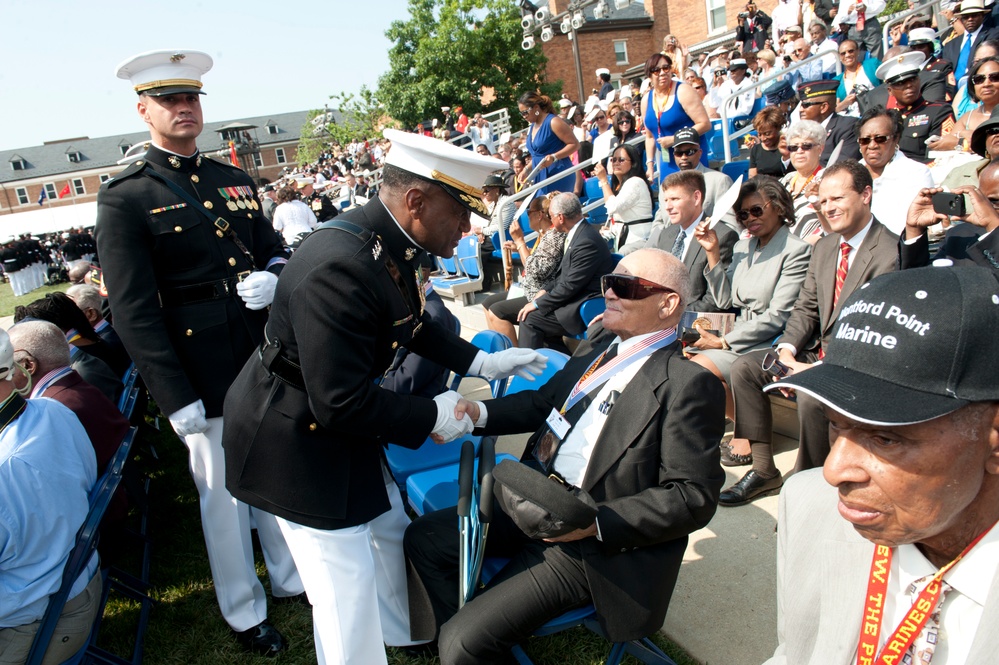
left=833, top=242, right=851, bottom=306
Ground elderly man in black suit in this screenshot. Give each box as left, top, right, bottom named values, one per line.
left=516, top=193, right=616, bottom=350
left=405, top=248, right=726, bottom=665
left=633, top=170, right=738, bottom=312
left=722, top=160, right=898, bottom=505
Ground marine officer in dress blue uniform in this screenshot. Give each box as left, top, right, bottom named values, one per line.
left=94, top=49, right=303, bottom=657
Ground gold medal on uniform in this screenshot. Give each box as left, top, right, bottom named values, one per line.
left=168, top=155, right=181, bottom=169
left=219, top=188, right=238, bottom=211
left=233, top=187, right=246, bottom=209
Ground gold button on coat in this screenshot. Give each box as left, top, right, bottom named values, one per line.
left=191, top=175, right=200, bottom=183
left=185, top=329, right=193, bottom=336
left=204, top=200, right=213, bottom=209
left=228, top=257, right=236, bottom=266
left=308, top=423, right=317, bottom=431
left=174, top=226, right=183, bottom=232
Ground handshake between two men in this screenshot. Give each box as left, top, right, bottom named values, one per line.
left=429, top=347, right=549, bottom=443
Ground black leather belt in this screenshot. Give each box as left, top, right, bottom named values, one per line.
left=158, top=271, right=251, bottom=308
left=619, top=217, right=654, bottom=225
left=258, top=337, right=305, bottom=391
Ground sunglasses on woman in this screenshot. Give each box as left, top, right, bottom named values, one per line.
left=650, top=66, right=671, bottom=75
left=972, top=72, right=999, bottom=85
left=787, top=142, right=816, bottom=152
left=735, top=200, right=772, bottom=222
left=839, top=48, right=857, bottom=55
left=858, top=134, right=891, bottom=146
left=601, top=274, right=676, bottom=300
left=610, top=156, right=631, bottom=163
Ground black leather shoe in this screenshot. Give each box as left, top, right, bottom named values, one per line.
left=234, top=620, right=286, bottom=657
left=719, top=470, right=783, bottom=506
left=272, top=592, right=311, bottom=607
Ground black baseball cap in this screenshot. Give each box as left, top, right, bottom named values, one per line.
left=673, top=127, right=701, bottom=148
left=764, top=266, right=999, bottom=426
left=491, top=460, right=597, bottom=539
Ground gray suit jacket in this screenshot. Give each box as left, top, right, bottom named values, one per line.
left=780, top=219, right=898, bottom=356
left=704, top=225, right=812, bottom=353
left=764, top=470, right=999, bottom=665
left=646, top=220, right=739, bottom=313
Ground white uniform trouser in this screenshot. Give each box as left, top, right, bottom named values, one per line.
left=182, top=416, right=304, bottom=632
left=277, top=471, right=420, bottom=665
left=8, top=269, right=24, bottom=297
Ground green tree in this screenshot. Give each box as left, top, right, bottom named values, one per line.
left=378, top=0, right=559, bottom=129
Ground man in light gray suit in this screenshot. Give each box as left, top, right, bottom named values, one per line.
left=625, top=170, right=738, bottom=313
left=761, top=265, right=999, bottom=665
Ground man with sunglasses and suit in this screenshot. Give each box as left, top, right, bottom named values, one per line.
left=722, top=160, right=897, bottom=505
left=405, top=248, right=725, bottom=664
left=796, top=80, right=862, bottom=166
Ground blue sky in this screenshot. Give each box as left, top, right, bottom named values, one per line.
left=0, top=0, right=413, bottom=150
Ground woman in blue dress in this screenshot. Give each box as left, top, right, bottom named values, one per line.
left=518, top=91, right=580, bottom=195
left=642, top=52, right=711, bottom=184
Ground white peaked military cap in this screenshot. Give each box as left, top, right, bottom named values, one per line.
left=875, top=51, right=927, bottom=84
left=558, top=97, right=573, bottom=108
left=383, top=129, right=503, bottom=217
left=116, top=49, right=213, bottom=96
left=596, top=68, right=611, bottom=77
left=907, top=28, right=937, bottom=46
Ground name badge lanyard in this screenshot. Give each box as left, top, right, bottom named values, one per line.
left=856, top=522, right=996, bottom=665
left=31, top=366, right=74, bottom=399
left=534, top=327, right=676, bottom=471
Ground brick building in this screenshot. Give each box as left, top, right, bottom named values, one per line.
left=0, top=110, right=324, bottom=217
left=532, top=0, right=778, bottom=101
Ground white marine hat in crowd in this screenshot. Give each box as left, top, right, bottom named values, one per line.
left=907, top=27, right=938, bottom=46
left=875, top=51, right=927, bottom=84
left=382, top=128, right=503, bottom=217
left=115, top=49, right=213, bottom=96
left=558, top=97, right=573, bottom=108
left=596, top=68, right=611, bottom=77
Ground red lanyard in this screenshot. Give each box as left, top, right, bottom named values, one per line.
left=856, top=525, right=993, bottom=665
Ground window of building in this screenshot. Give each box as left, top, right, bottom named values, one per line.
left=252, top=152, right=263, bottom=168
left=266, top=123, right=279, bottom=135
left=275, top=147, right=287, bottom=164
left=614, top=40, right=628, bottom=66
left=10, top=156, right=27, bottom=171
left=706, top=0, right=727, bottom=32
left=73, top=178, right=86, bottom=195
left=100, top=174, right=111, bottom=183
left=44, top=183, right=57, bottom=200
left=119, top=144, right=132, bottom=155
left=16, top=188, right=28, bottom=205
left=67, top=151, right=83, bottom=163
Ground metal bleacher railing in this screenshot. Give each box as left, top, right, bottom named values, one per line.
left=881, top=1, right=944, bottom=55
left=718, top=51, right=842, bottom=163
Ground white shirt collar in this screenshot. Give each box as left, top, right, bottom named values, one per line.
left=564, top=219, right=584, bottom=246
left=151, top=141, right=198, bottom=159
left=381, top=197, right=427, bottom=252
left=897, top=519, right=999, bottom=608
left=842, top=216, right=873, bottom=251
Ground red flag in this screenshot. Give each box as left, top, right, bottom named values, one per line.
left=228, top=141, right=241, bottom=169
left=58, top=184, right=71, bottom=199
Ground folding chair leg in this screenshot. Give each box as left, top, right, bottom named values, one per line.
left=622, top=637, right=678, bottom=665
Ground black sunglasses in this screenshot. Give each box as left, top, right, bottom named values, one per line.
left=858, top=134, right=891, bottom=146
left=984, top=125, right=999, bottom=137
left=972, top=72, right=999, bottom=85
left=674, top=147, right=699, bottom=157
left=736, top=200, right=772, bottom=222
left=601, top=274, right=676, bottom=300
left=519, top=108, right=533, bottom=117
left=650, top=66, right=672, bottom=74
left=787, top=142, right=816, bottom=152
left=799, top=100, right=824, bottom=108
left=610, top=156, right=631, bottom=163
left=594, top=115, right=607, bottom=121
left=839, top=48, right=857, bottom=55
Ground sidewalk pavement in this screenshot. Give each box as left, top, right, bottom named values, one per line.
left=444, top=288, right=792, bottom=665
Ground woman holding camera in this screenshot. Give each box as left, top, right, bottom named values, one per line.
left=834, top=39, right=881, bottom=117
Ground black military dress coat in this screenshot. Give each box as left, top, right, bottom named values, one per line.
left=223, top=197, right=479, bottom=530
left=95, top=145, right=289, bottom=418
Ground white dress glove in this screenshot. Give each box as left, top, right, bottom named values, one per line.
left=431, top=390, right=474, bottom=442
left=476, top=348, right=548, bottom=381
left=168, top=399, right=209, bottom=437
left=236, top=271, right=279, bottom=310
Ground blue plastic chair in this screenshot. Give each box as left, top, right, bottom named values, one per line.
left=721, top=160, right=751, bottom=182
left=584, top=176, right=608, bottom=225
left=25, top=427, right=137, bottom=665
left=579, top=297, right=606, bottom=330
left=503, top=348, right=570, bottom=397
left=448, top=330, right=513, bottom=398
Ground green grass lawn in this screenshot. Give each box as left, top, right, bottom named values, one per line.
left=94, top=421, right=701, bottom=665
left=0, top=280, right=69, bottom=318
